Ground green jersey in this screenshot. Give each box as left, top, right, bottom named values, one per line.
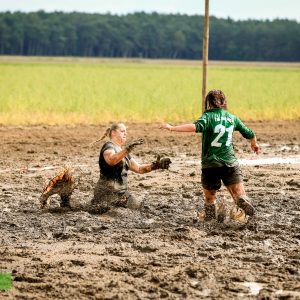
left=194, top=108, right=255, bottom=169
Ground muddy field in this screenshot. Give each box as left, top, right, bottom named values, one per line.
left=0, top=121, right=300, bottom=299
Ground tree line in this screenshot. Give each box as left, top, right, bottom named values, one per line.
left=0, top=11, right=299, bottom=61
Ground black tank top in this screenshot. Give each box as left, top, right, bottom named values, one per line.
left=99, top=142, right=131, bottom=184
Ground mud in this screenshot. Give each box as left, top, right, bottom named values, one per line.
left=0, top=121, right=300, bottom=299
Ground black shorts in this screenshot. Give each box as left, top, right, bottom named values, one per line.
left=201, top=166, right=243, bottom=190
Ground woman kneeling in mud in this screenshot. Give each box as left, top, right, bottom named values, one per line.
left=91, top=123, right=171, bottom=213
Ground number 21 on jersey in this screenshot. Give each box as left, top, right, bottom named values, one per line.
left=211, top=124, right=234, bottom=147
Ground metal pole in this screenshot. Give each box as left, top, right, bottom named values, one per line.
left=202, top=0, right=209, bottom=112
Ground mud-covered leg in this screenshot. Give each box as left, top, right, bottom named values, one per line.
left=237, top=195, right=255, bottom=217
left=226, top=182, right=255, bottom=217
left=202, top=189, right=217, bottom=221
left=217, top=200, right=227, bottom=223
left=204, top=203, right=217, bottom=221
left=90, top=179, right=111, bottom=213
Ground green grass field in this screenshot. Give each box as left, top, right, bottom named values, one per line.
left=0, top=57, right=299, bottom=124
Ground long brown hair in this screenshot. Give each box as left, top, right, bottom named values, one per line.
left=205, top=90, right=227, bottom=110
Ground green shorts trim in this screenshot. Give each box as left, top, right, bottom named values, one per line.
left=201, top=166, right=243, bottom=190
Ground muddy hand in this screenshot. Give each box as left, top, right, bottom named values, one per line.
left=152, top=155, right=172, bottom=170
left=125, top=138, right=144, bottom=153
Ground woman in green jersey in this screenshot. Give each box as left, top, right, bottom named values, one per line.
left=160, top=90, right=259, bottom=222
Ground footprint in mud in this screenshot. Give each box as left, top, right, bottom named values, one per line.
left=132, top=244, right=158, bottom=253
left=14, top=275, right=43, bottom=283
left=70, top=259, right=85, bottom=267
left=262, top=229, right=282, bottom=235
left=45, top=207, right=75, bottom=214
left=52, top=231, right=71, bottom=240
left=286, top=179, right=300, bottom=188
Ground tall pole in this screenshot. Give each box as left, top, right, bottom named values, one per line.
left=202, top=0, right=209, bottom=112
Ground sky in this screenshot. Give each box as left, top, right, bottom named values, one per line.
left=0, top=0, right=299, bottom=21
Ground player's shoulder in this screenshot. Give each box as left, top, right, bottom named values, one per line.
left=223, top=110, right=239, bottom=121
left=101, top=141, right=116, bottom=152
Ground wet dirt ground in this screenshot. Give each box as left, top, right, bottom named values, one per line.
left=0, top=121, right=300, bottom=299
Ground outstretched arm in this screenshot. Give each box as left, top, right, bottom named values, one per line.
left=129, top=155, right=172, bottom=174
left=160, top=123, right=196, bottom=132
left=129, top=158, right=154, bottom=174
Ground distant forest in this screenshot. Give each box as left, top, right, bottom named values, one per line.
left=0, top=11, right=299, bottom=61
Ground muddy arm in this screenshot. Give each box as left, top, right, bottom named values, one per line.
left=129, top=158, right=153, bottom=174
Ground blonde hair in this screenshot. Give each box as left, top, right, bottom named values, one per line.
left=90, top=123, right=122, bottom=146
